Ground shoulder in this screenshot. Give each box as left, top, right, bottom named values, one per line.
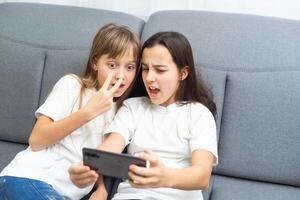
left=188, top=102, right=215, bottom=121
left=47, top=74, right=83, bottom=100
left=54, top=74, right=82, bottom=90
left=56, top=74, right=82, bottom=87
left=121, top=96, right=151, bottom=113
left=186, top=103, right=216, bottom=136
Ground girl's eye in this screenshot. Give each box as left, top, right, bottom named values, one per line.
left=141, top=65, right=149, bottom=71
left=127, top=65, right=136, bottom=71
left=156, top=69, right=166, bottom=73
left=107, top=63, right=116, bottom=69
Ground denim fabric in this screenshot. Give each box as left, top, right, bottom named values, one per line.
left=0, top=176, right=65, bottom=200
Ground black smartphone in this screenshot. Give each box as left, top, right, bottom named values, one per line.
left=82, top=147, right=149, bottom=179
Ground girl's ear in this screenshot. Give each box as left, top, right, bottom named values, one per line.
left=93, top=63, right=98, bottom=71
left=180, top=66, right=189, bottom=81
left=92, top=58, right=98, bottom=71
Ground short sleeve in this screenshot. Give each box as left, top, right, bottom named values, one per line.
left=35, top=75, right=81, bottom=121
left=104, top=99, right=136, bottom=146
left=189, top=104, right=218, bottom=165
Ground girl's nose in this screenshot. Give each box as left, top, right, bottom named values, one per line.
left=146, top=70, right=155, bottom=82
left=116, top=67, right=125, bottom=80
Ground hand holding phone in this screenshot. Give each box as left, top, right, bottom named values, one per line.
left=83, top=148, right=149, bottom=179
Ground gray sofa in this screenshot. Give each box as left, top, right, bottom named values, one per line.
left=1, top=2, right=300, bottom=200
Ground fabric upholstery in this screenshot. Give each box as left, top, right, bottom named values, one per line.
left=0, top=3, right=144, bottom=49
left=211, top=175, right=300, bottom=200
left=0, top=38, right=44, bottom=144
left=200, top=68, right=227, bottom=138
left=217, top=71, right=300, bottom=186
left=141, top=10, right=300, bottom=69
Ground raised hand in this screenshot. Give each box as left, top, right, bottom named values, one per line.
left=128, top=149, right=170, bottom=189
left=83, top=74, right=123, bottom=120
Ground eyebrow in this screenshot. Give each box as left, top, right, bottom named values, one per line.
left=107, top=59, right=136, bottom=64
left=141, top=62, right=168, bottom=68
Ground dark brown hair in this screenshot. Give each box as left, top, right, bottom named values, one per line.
left=142, top=32, right=216, bottom=116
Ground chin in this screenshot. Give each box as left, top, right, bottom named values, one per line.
left=113, top=92, right=123, bottom=98
left=149, top=98, right=163, bottom=105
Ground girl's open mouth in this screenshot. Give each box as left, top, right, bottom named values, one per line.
left=149, top=86, right=160, bottom=97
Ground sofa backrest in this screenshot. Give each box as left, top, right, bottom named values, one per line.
left=142, top=10, right=300, bottom=200
left=0, top=3, right=144, bottom=170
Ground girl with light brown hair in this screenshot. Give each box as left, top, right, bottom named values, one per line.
left=0, top=23, right=141, bottom=200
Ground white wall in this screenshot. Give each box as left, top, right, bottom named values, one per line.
left=1, top=0, right=300, bottom=21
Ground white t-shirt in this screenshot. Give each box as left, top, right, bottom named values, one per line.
left=0, top=75, right=116, bottom=200
left=105, top=97, right=218, bottom=200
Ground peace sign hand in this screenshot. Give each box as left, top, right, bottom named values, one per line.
left=82, top=74, right=123, bottom=120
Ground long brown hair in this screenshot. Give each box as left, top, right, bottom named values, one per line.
left=142, top=32, right=216, bottom=117
left=78, top=23, right=140, bottom=110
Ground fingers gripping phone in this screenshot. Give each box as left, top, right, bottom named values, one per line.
left=83, top=148, right=150, bottom=179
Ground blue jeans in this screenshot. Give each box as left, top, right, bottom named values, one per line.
left=0, top=176, right=65, bottom=200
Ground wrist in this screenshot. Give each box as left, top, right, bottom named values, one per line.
left=78, top=107, right=95, bottom=122
left=164, top=167, right=175, bottom=188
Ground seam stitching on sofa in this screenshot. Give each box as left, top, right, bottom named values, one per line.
left=214, top=71, right=228, bottom=176
left=37, top=51, right=47, bottom=107
left=209, top=175, right=217, bottom=200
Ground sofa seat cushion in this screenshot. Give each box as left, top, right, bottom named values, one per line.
left=211, top=175, right=300, bottom=200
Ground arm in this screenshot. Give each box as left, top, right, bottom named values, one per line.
left=88, top=176, right=108, bottom=200
left=69, top=133, right=126, bottom=199
left=128, top=149, right=214, bottom=190
left=29, top=74, right=122, bottom=151
left=96, top=132, right=126, bottom=152
left=165, top=149, right=214, bottom=189
left=90, top=133, right=126, bottom=199
left=29, top=110, right=91, bottom=151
